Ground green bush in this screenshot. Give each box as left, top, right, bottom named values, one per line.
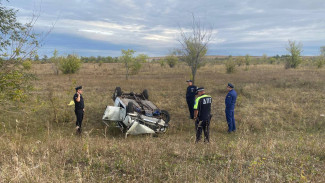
left=225, top=56, right=236, bottom=74
left=165, top=55, right=178, bottom=68
left=316, top=56, right=325, bottom=68
left=59, top=55, right=81, bottom=74
left=98, top=61, right=103, bottom=67
left=130, top=61, right=142, bottom=75
left=22, top=60, right=32, bottom=70
left=236, top=56, right=245, bottom=66
left=269, top=58, right=276, bottom=64
left=245, top=54, right=251, bottom=66
left=159, top=60, right=165, bottom=67
left=285, top=56, right=302, bottom=69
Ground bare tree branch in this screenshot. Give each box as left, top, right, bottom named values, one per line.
left=177, top=13, right=214, bottom=84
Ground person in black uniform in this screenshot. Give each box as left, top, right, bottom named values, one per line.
left=186, top=80, right=197, bottom=119
left=193, top=87, right=212, bottom=143
left=74, top=86, right=84, bottom=134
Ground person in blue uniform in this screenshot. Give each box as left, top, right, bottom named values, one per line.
left=225, top=83, right=237, bottom=133
left=74, top=86, right=84, bottom=134
left=186, top=80, right=197, bottom=119
left=193, top=87, right=212, bottom=143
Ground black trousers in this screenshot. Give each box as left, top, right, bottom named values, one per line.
left=195, top=119, right=210, bottom=142
left=75, top=109, right=84, bottom=130
left=186, top=98, right=195, bottom=119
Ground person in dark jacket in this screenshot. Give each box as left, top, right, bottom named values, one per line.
left=225, top=83, right=237, bottom=133
left=74, top=86, right=84, bottom=134
left=186, top=80, right=197, bottom=119
left=194, top=87, right=212, bottom=143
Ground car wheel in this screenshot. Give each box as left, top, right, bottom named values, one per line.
left=160, top=126, right=168, bottom=133
left=113, top=87, right=122, bottom=100
left=126, top=102, right=134, bottom=114
left=142, top=89, right=149, bottom=100
left=160, top=110, right=170, bottom=123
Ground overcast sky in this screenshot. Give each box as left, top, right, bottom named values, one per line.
left=4, top=0, right=325, bottom=57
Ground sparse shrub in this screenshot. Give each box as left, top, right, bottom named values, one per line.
left=245, top=54, right=251, bottom=71
left=98, top=61, right=103, bottom=67
left=165, top=55, right=178, bottom=68
left=112, top=68, right=117, bottom=74
left=22, top=60, right=32, bottom=70
left=316, top=56, right=325, bottom=68
left=130, top=61, right=142, bottom=75
left=159, top=60, right=165, bottom=67
left=236, top=56, right=245, bottom=66
left=320, top=46, right=325, bottom=56
left=225, top=55, right=236, bottom=74
left=262, top=53, right=268, bottom=63
left=130, top=53, right=147, bottom=74
left=269, top=58, right=276, bottom=64
left=316, top=47, right=325, bottom=68
left=59, top=54, right=82, bottom=74
left=48, top=89, right=74, bottom=123
left=51, top=49, right=60, bottom=75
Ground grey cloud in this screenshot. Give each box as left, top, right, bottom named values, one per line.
left=4, top=0, right=325, bottom=56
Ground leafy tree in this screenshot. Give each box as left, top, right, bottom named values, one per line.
left=119, top=49, right=136, bottom=80
left=285, top=40, right=303, bottom=69
left=178, top=14, right=213, bottom=84
left=0, top=1, right=41, bottom=101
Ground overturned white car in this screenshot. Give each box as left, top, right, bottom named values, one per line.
left=102, top=87, right=170, bottom=136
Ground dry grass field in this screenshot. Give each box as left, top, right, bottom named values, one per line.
left=0, top=62, right=325, bottom=182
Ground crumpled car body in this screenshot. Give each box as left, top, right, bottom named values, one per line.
left=102, top=87, right=170, bottom=136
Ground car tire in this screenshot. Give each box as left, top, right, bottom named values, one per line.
left=113, top=87, right=122, bottom=100
left=126, top=102, right=134, bottom=114
left=160, top=110, right=170, bottom=123
left=142, top=89, right=149, bottom=100
left=159, top=126, right=168, bottom=133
